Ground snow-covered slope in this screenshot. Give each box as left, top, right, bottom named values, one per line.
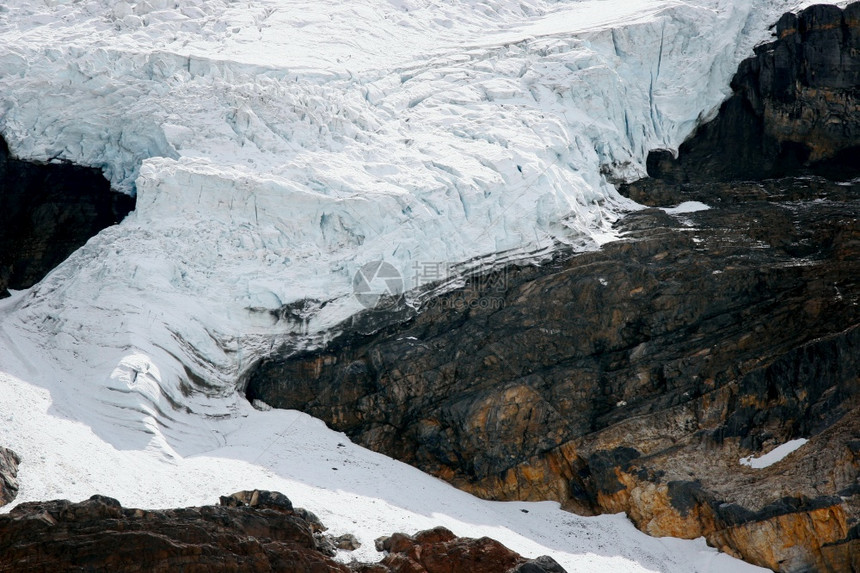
left=2, top=365, right=771, bottom=573
left=0, top=1, right=839, bottom=571
left=2, top=366, right=771, bottom=573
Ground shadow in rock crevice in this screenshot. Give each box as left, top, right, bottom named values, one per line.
left=0, top=135, right=135, bottom=298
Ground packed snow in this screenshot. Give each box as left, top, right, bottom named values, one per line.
left=0, top=368, right=769, bottom=572
left=740, top=439, right=809, bottom=470
left=0, top=0, right=840, bottom=571
left=661, top=201, right=711, bottom=215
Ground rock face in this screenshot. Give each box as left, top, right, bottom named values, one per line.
left=0, top=447, right=20, bottom=507
left=624, top=1, right=860, bottom=195
left=245, top=8, right=860, bottom=570
left=0, top=135, right=134, bottom=298
left=247, top=180, right=860, bottom=572
left=0, top=491, right=565, bottom=573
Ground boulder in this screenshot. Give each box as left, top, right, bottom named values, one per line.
left=0, top=493, right=341, bottom=573
left=369, top=527, right=565, bottom=573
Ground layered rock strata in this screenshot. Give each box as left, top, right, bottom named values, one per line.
left=624, top=1, right=860, bottom=196
left=246, top=6, right=860, bottom=570
left=247, top=181, right=859, bottom=571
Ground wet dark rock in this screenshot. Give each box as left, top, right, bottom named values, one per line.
left=242, top=5, right=860, bottom=572
left=0, top=447, right=20, bottom=507
left=0, top=493, right=343, bottom=573
left=0, top=135, right=134, bottom=298
left=587, top=448, right=641, bottom=496
left=666, top=481, right=707, bottom=518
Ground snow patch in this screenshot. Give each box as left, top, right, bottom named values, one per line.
left=661, top=201, right=712, bottom=215
left=740, top=439, right=809, bottom=469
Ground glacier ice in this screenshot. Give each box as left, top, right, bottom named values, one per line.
left=0, top=0, right=845, bottom=445
left=0, top=1, right=836, bottom=569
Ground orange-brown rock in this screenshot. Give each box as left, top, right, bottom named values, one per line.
left=247, top=181, right=860, bottom=572
left=249, top=180, right=860, bottom=571
left=368, top=527, right=566, bottom=573
left=0, top=492, right=348, bottom=573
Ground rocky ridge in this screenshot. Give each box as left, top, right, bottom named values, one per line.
left=246, top=4, right=860, bottom=571
left=0, top=490, right=565, bottom=573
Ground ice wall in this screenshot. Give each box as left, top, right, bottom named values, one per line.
left=0, top=0, right=843, bottom=450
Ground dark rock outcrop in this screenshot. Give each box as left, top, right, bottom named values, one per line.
left=623, top=1, right=860, bottom=203
left=0, top=492, right=343, bottom=573
left=0, top=447, right=20, bottom=507
left=0, top=135, right=134, bottom=298
left=219, top=489, right=295, bottom=513
left=246, top=180, right=860, bottom=571
left=364, top=527, right=565, bottom=573
left=0, top=491, right=565, bottom=573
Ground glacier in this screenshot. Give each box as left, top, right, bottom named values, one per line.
left=0, top=0, right=844, bottom=570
